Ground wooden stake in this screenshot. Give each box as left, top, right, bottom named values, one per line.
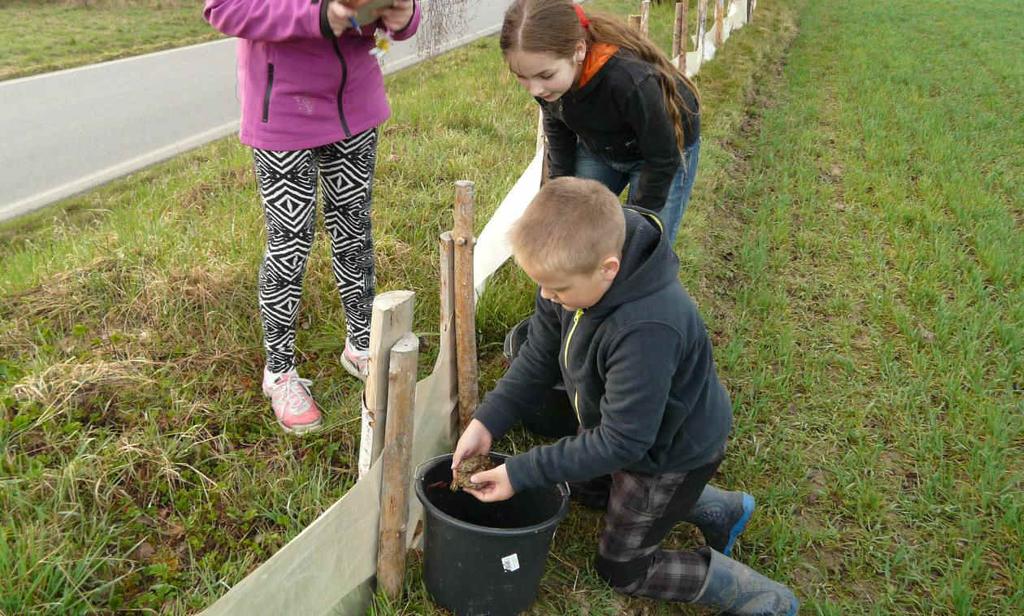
left=376, top=332, right=419, bottom=600
left=359, top=290, right=415, bottom=478
left=537, top=108, right=549, bottom=188
left=673, top=1, right=688, bottom=74
left=439, top=231, right=459, bottom=443
left=452, top=181, right=479, bottom=433
left=697, top=0, right=708, bottom=60
left=715, top=0, right=724, bottom=48
left=628, top=14, right=642, bottom=31
left=439, top=232, right=456, bottom=345
left=639, top=0, right=651, bottom=35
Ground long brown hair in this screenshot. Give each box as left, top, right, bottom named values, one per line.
left=500, top=0, right=700, bottom=152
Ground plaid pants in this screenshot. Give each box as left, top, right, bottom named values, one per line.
left=594, top=457, right=722, bottom=602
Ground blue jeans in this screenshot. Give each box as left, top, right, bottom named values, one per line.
left=574, top=139, right=700, bottom=244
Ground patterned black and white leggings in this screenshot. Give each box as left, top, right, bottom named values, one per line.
left=253, top=129, right=377, bottom=374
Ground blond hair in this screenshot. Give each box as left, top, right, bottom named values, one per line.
left=509, top=177, right=625, bottom=275
left=500, top=0, right=699, bottom=152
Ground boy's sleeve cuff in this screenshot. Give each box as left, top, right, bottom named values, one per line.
left=474, top=403, right=518, bottom=442
left=505, top=454, right=543, bottom=493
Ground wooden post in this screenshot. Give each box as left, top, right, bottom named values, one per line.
left=376, top=332, right=419, bottom=600
left=439, top=231, right=459, bottom=443
left=628, top=14, right=642, bottom=31
left=452, top=181, right=479, bottom=434
left=639, top=0, right=651, bottom=35
left=440, top=232, right=456, bottom=347
left=359, top=290, right=415, bottom=478
left=537, top=109, right=549, bottom=188
left=715, top=0, right=724, bottom=47
left=697, top=0, right=708, bottom=60
left=673, top=1, right=687, bottom=74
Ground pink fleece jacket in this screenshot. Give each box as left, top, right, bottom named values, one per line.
left=204, top=0, right=420, bottom=150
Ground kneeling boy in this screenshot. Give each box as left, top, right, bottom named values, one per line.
left=453, top=177, right=797, bottom=615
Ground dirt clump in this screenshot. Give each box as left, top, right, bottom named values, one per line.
left=450, top=455, right=497, bottom=492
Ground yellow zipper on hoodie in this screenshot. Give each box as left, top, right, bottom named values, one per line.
left=561, top=212, right=661, bottom=427
left=564, top=308, right=584, bottom=424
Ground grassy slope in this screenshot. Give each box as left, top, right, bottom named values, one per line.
left=2, top=0, right=1021, bottom=614
left=0, top=0, right=220, bottom=81
left=666, top=0, right=1023, bottom=613
left=0, top=23, right=542, bottom=616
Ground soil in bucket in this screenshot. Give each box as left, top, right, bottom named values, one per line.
left=415, top=453, right=569, bottom=616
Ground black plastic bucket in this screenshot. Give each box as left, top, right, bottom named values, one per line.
left=414, top=453, right=569, bottom=616
left=503, top=318, right=579, bottom=439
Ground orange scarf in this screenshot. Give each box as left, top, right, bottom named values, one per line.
left=577, top=43, right=619, bottom=88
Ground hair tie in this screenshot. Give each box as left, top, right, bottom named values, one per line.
left=573, top=3, right=590, bottom=29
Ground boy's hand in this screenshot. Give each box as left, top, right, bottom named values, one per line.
left=327, top=1, right=357, bottom=37
left=464, top=464, right=515, bottom=503
left=452, top=419, right=493, bottom=476
left=376, top=0, right=414, bottom=32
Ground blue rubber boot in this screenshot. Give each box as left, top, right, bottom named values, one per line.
left=692, top=549, right=799, bottom=616
left=685, top=485, right=756, bottom=556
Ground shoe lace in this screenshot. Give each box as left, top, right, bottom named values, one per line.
left=276, top=375, right=313, bottom=414
left=346, top=345, right=370, bottom=374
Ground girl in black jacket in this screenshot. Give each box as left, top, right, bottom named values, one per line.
left=500, top=0, right=701, bottom=243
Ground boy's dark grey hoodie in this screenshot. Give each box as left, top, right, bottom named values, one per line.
left=475, top=208, right=732, bottom=493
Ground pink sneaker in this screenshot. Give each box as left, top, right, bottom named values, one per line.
left=340, top=340, right=369, bottom=382
left=262, top=369, right=322, bottom=435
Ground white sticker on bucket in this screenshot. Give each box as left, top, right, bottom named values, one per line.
left=501, top=553, right=520, bottom=572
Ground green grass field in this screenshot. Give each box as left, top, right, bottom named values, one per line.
left=0, top=0, right=219, bottom=81
left=1, top=0, right=1021, bottom=614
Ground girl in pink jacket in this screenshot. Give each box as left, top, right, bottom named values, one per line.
left=204, top=0, right=420, bottom=434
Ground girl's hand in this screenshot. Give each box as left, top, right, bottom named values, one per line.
left=376, top=0, right=414, bottom=32
left=465, top=464, right=515, bottom=503
left=327, top=1, right=357, bottom=37
left=451, top=419, right=493, bottom=474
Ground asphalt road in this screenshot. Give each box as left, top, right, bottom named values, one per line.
left=0, top=1, right=510, bottom=223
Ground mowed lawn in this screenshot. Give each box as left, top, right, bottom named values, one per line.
left=0, top=0, right=220, bottom=81
left=1, top=0, right=1021, bottom=614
